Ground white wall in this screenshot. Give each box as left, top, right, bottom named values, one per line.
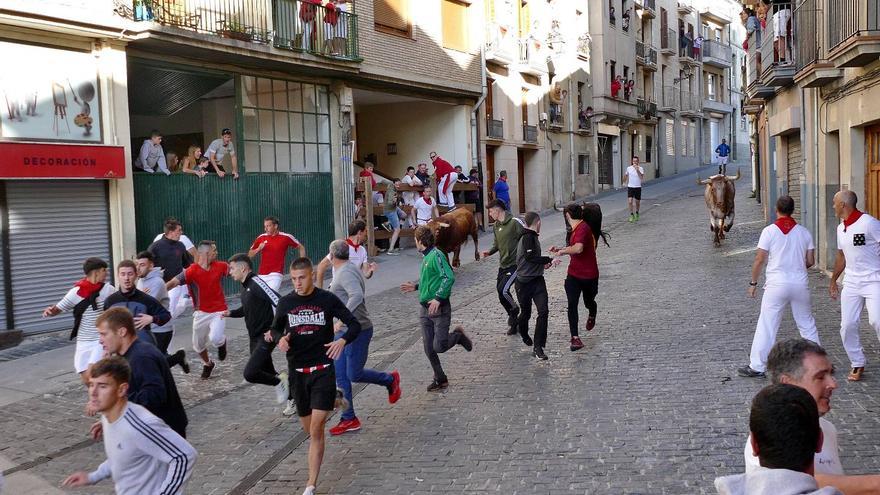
left=355, top=101, right=470, bottom=179
left=202, top=97, right=235, bottom=143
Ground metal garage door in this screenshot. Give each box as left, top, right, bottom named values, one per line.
left=7, top=181, right=111, bottom=334
left=0, top=195, right=5, bottom=331
left=787, top=135, right=803, bottom=218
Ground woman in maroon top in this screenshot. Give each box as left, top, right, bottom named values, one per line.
left=550, top=204, right=599, bottom=352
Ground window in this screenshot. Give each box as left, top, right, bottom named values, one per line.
left=375, top=0, right=410, bottom=36
left=707, top=73, right=716, bottom=100
left=666, top=120, right=675, bottom=156
left=689, top=124, right=696, bottom=156
left=646, top=136, right=652, bottom=162
left=241, top=76, right=332, bottom=173
left=442, top=0, right=469, bottom=52
left=578, top=154, right=591, bottom=175
left=610, top=60, right=617, bottom=81
left=680, top=120, right=688, bottom=156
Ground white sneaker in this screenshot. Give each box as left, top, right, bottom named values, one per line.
left=282, top=399, right=296, bottom=416
left=386, top=249, right=399, bottom=256
left=275, top=372, right=289, bottom=404
left=302, top=486, right=316, bottom=495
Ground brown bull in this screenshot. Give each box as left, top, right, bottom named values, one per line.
left=697, top=168, right=741, bottom=247
left=425, top=208, right=479, bottom=268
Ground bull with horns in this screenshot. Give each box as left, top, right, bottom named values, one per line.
left=697, top=168, right=741, bottom=247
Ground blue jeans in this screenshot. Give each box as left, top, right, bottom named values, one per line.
left=334, top=327, right=393, bottom=421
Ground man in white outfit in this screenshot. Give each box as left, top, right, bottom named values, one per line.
left=738, top=196, right=819, bottom=378
left=829, top=189, right=880, bottom=382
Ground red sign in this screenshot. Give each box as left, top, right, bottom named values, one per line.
left=0, top=142, right=126, bottom=179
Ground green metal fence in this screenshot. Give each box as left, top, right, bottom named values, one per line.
left=133, top=172, right=335, bottom=294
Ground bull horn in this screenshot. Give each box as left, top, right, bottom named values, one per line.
left=696, top=174, right=710, bottom=185
left=437, top=222, right=450, bottom=228
left=725, top=168, right=742, bottom=181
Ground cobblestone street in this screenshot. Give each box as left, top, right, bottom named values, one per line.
left=4, top=169, right=880, bottom=494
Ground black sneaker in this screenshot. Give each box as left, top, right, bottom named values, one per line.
left=175, top=350, right=190, bottom=374
left=533, top=346, right=548, bottom=360
left=218, top=342, right=227, bottom=361
left=426, top=379, right=449, bottom=392
left=506, top=326, right=518, bottom=336
left=201, top=361, right=216, bottom=379
left=736, top=365, right=766, bottom=378
left=453, top=326, right=473, bottom=351
left=521, top=334, right=533, bottom=347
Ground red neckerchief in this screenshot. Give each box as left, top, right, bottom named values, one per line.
left=844, top=210, right=864, bottom=232
left=423, top=197, right=433, bottom=205
left=774, top=216, right=797, bottom=235
left=74, top=279, right=103, bottom=298
left=346, top=238, right=360, bottom=249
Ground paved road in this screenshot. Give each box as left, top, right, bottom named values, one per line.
left=5, top=164, right=880, bottom=494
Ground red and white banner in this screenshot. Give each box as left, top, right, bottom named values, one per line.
left=0, top=142, right=125, bottom=179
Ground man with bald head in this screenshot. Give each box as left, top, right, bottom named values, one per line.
left=829, top=190, right=880, bottom=381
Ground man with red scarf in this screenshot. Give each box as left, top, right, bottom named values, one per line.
left=737, top=196, right=819, bottom=378
left=43, top=257, right=117, bottom=383
left=830, top=189, right=880, bottom=382
left=430, top=152, right=458, bottom=208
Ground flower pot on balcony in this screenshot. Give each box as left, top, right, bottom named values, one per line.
left=219, top=29, right=253, bottom=42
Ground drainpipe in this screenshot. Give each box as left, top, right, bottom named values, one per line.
left=471, top=46, right=488, bottom=175
left=568, top=76, right=576, bottom=202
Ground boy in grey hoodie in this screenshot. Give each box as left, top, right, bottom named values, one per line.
left=715, top=384, right=842, bottom=495
left=136, top=251, right=189, bottom=373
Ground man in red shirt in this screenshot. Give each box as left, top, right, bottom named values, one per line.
left=248, top=216, right=306, bottom=292
left=430, top=152, right=458, bottom=208
left=550, top=203, right=599, bottom=352
left=166, top=240, right=229, bottom=379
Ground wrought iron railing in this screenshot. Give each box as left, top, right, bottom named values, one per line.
left=549, top=104, right=564, bottom=127
left=679, top=90, right=700, bottom=112
left=636, top=39, right=645, bottom=59
left=828, top=0, right=880, bottom=50
left=487, top=118, right=503, bottom=139
left=523, top=124, right=538, bottom=143
left=519, top=38, right=530, bottom=64
left=795, top=0, right=820, bottom=71
left=760, top=2, right=794, bottom=74
left=637, top=97, right=647, bottom=115
left=646, top=44, right=658, bottom=65
left=274, top=0, right=359, bottom=59
left=679, top=33, right=703, bottom=62
left=577, top=112, right=592, bottom=132
left=661, top=85, right=679, bottom=108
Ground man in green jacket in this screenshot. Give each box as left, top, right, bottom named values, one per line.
left=481, top=199, right=526, bottom=335
left=401, top=226, right=473, bottom=392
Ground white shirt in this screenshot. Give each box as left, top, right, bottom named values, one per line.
left=837, top=213, right=880, bottom=286
left=757, top=222, right=814, bottom=287
left=402, top=174, right=423, bottom=205
left=626, top=165, right=644, bottom=188
left=413, top=197, right=436, bottom=225
left=745, top=417, right=844, bottom=475
left=325, top=242, right=368, bottom=279
left=153, top=233, right=195, bottom=251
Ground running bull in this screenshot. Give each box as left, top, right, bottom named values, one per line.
left=697, top=168, right=741, bottom=247
left=425, top=207, right=479, bottom=268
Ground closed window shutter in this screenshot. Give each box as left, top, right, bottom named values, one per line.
left=666, top=120, right=674, bottom=156
left=519, top=1, right=530, bottom=36
left=442, top=0, right=468, bottom=51
left=487, top=0, right=495, bottom=22
left=680, top=120, right=687, bottom=156
left=375, top=0, right=409, bottom=32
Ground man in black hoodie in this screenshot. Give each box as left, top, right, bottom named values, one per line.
left=104, top=260, right=171, bottom=350
left=223, top=253, right=292, bottom=415
left=515, top=212, right=558, bottom=360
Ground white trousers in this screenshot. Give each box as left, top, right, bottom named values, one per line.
left=192, top=310, right=227, bottom=354
left=74, top=340, right=105, bottom=374
left=749, top=284, right=819, bottom=372
left=839, top=282, right=880, bottom=367
left=261, top=272, right=283, bottom=292
left=437, top=174, right=455, bottom=207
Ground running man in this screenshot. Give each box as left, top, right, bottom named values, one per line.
left=314, top=220, right=375, bottom=289
left=738, top=196, right=819, bottom=378
left=550, top=203, right=600, bottom=352
left=135, top=251, right=190, bottom=373
left=104, top=260, right=171, bottom=348
left=327, top=240, right=401, bottom=435
left=516, top=212, right=558, bottom=360
left=224, top=254, right=293, bottom=415
left=166, top=240, right=229, bottom=379
left=62, top=356, right=196, bottom=494
left=413, top=187, right=440, bottom=226
left=623, top=155, right=644, bottom=222
left=481, top=199, right=525, bottom=336
left=829, top=190, right=880, bottom=382
left=248, top=216, right=306, bottom=292
left=42, top=257, right=116, bottom=383
left=272, top=257, right=362, bottom=495
left=716, top=138, right=731, bottom=175
left=401, top=226, right=473, bottom=391
left=149, top=218, right=195, bottom=330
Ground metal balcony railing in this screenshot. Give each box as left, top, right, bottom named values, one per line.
left=487, top=118, right=503, bottom=139
left=703, top=39, right=732, bottom=62
left=637, top=97, right=647, bottom=115
left=122, top=0, right=360, bottom=60
left=760, top=2, right=794, bottom=72
left=636, top=40, right=645, bottom=59
left=679, top=33, right=703, bottom=62
left=795, top=0, right=820, bottom=71
left=577, top=112, right=592, bottom=132
left=549, top=104, right=564, bottom=127
left=577, top=34, right=590, bottom=59
left=523, top=124, right=538, bottom=143
left=519, top=38, right=530, bottom=64
left=679, top=90, right=700, bottom=112
left=829, top=0, right=880, bottom=49
left=646, top=44, right=658, bottom=65
left=661, top=27, right=673, bottom=52
left=644, top=0, right=656, bottom=12
left=661, top=85, right=678, bottom=109
left=648, top=101, right=658, bottom=116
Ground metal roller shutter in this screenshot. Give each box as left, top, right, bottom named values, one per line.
left=0, top=196, right=5, bottom=330
left=787, top=135, right=803, bottom=218
left=7, top=181, right=111, bottom=334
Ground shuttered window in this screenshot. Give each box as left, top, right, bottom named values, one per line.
left=666, top=119, right=675, bottom=156
left=486, top=0, right=495, bottom=22
left=375, top=0, right=410, bottom=36
left=680, top=120, right=687, bottom=156
left=519, top=0, right=530, bottom=37
left=442, top=0, right=469, bottom=51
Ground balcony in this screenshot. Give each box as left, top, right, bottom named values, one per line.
left=635, top=0, right=656, bottom=19
left=702, top=39, right=732, bottom=68
left=746, top=30, right=775, bottom=102
left=522, top=124, right=538, bottom=143
left=485, top=22, right=517, bottom=66
left=660, top=85, right=679, bottom=112
left=794, top=0, right=843, bottom=87
left=577, top=111, right=593, bottom=133
left=637, top=97, right=658, bottom=119
left=518, top=38, right=530, bottom=64
left=679, top=90, right=702, bottom=117
left=487, top=117, right=504, bottom=140
left=828, top=0, right=880, bottom=67
left=677, top=1, right=692, bottom=14
left=549, top=103, right=564, bottom=131
left=636, top=41, right=658, bottom=71
left=703, top=97, right=734, bottom=114
left=679, top=34, right=703, bottom=67
left=577, top=34, right=591, bottom=60
left=759, top=2, right=796, bottom=88
left=121, top=0, right=361, bottom=61
left=661, top=28, right=676, bottom=54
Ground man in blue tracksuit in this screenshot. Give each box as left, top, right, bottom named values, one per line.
left=715, top=139, right=731, bottom=174
left=104, top=260, right=171, bottom=349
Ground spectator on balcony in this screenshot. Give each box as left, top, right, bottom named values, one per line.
left=135, top=130, right=170, bottom=176
left=359, top=162, right=384, bottom=205
left=453, top=165, right=470, bottom=207
left=622, top=7, right=631, bottom=32
left=741, top=8, right=759, bottom=50
left=206, top=128, right=239, bottom=179
left=611, top=76, right=623, bottom=99
left=324, top=0, right=349, bottom=56
left=693, top=34, right=703, bottom=59
left=299, top=0, right=321, bottom=51
left=416, top=162, right=431, bottom=188
left=467, top=168, right=485, bottom=232
left=624, top=80, right=635, bottom=101
left=493, top=170, right=511, bottom=211
left=756, top=1, right=769, bottom=30
left=549, top=83, right=564, bottom=124
left=181, top=146, right=208, bottom=178
left=402, top=166, right=423, bottom=207
left=609, top=6, right=615, bottom=25
left=773, top=3, right=792, bottom=63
